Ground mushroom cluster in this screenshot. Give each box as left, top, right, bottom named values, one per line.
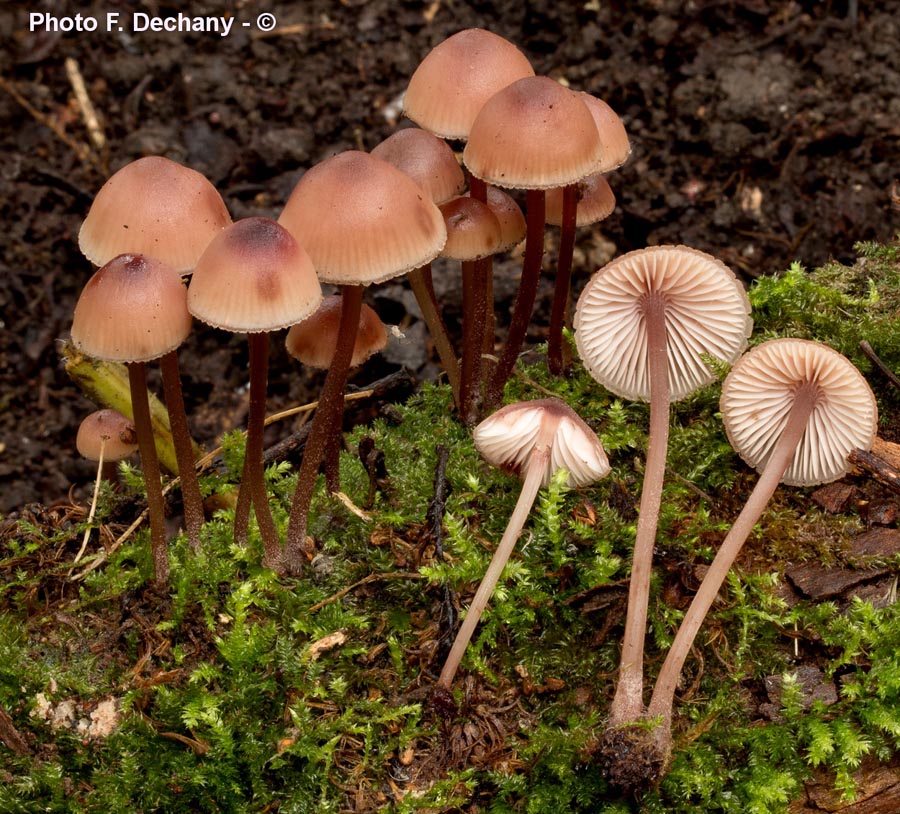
left=62, top=30, right=879, bottom=799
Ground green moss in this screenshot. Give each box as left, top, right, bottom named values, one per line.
left=4, top=241, right=900, bottom=811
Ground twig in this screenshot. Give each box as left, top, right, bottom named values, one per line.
left=64, top=57, right=107, bottom=158
left=859, top=340, right=900, bottom=391
left=0, top=703, right=30, bottom=756
left=848, top=447, right=900, bottom=496
left=308, top=572, right=422, bottom=613
left=0, top=75, right=101, bottom=171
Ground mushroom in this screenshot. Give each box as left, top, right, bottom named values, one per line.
left=188, top=217, right=322, bottom=569
left=285, top=295, right=388, bottom=491
left=71, top=254, right=193, bottom=586
left=544, top=173, right=617, bottom=375
left=371, top=127, right=465, bottom=399
left=476, top=186, right=527, bottom=362
left=403, top=28, right=534, bottom=143
left=546, top=93, right=629, bottom=376
left=278, top=151, right=446, bottom=573
left=463, top=76, right=604, bottom=411
left=78, top=155, right=231, bottom=274
left=573, top=246, right=752, bottom=735
left=75, top=409, right=138, bottom=563
left=628, top=339, right=877, bottom=784
left=438, top=196, right=503, bottom=423
left=435, top=398, right=610, bottom=696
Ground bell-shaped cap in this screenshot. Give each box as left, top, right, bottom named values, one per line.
left=78, top=156, right=232, bottom=273
left=188, top=217, right=322, bottom=334
left=278, top=151, right=447, bottom=286
left=574, top=245, right=752, bottom=402
left=576, top=93, right=631, bottom=173
left=71, top=253, right=192, bottom=363
left=76, top=409, right=138, bottom=462
left=474, top=398, right=611, bottom=488
left=439, top=197, right=502, bottom=261
left=285, top=295, right=387, bottom=369
left=721, top=338, right=877, bottom=487
left=404, top=28, right=534, bottom=141
left=545, top=173, right=616, bottom=228
left=479, top=187, right=526, bottom=252
left=371, top=128, right=465, bottom=205
left=463, top=76, right=603, bottom=190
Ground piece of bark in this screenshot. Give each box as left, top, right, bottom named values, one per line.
left=851, top=527, right=900, bottom=558
left=811, top=482, right=859, bottom=514
left=764, top=665, right=838, bottom=710
left=859, top=499, right=899, bottom=526
left=849, top=440, right=900, bottom=496
left=785, top=562, right=888, bottom=600
left=0, top=703, right=30, bottom=756
left=791, top=756, right=900, bottom=813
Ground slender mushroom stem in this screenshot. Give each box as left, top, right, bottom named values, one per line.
left=484, top=189, right=546, bottom=411
left=74, top=438, right=106, bottom=564
left=128, top=362, right=169, bottom=587
left=436, top=414, right=560, bottom=690
left=468, top=176, right=496, bottom=378
left=647, top=383, right=819, bottom=729
left=547, top=183, right=579, bottom=375
left=246, top=332, right=281, bottom=568
left=159, top=350, right=203, bottom=549
left=285, top=285, right=364, bottom=573
left=408, top=264, right=461, bottom=402
left=459, top=258, right=489, bottom=424
left=608, top=292, right=670, bottom=727
left=233, top=441, right=253, bottom=546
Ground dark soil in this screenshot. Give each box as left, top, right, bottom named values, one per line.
left=1, top=0, right=898, bottom=513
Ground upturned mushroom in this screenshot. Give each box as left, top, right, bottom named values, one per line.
left=435, top=398, right=610, bottom=697
left=71, top=254, right=193, bottom=585
left=188, top=217, right=322, bottom=569
left=621, top=339, right=877, bottom=787
left=573, top=246, right=752, bottom=744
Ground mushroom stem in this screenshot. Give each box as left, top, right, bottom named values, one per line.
left=647, top=382, right=819, bottom=727
left=408, top=264, right=461, bottom=402
left=127, top=362, right=169, bottom=587
left=547, top=183, right=578, bottom=375
left=468, top=176, right=496, bottom=377
left=244, top=331, right=281, bottom=568
left=75, top=438, right=106, bottom=564
left=159, top=350, right=203, bottom=549
left=436, top=413, right=560, bottom=690
left=609, top=292, right=670, bottom=726
left=285, top=284, right=364, bottom=573
left=485, top=189, right=545, bottom=411
left=460, top=258, right=489, bottom=424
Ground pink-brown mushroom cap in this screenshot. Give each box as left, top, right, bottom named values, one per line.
left=188, top=217, right=322, bottom=334
left=71, top=253, right=192, bottom=363
left=463, top=76, right=604, bottom=190
left=76, top=409, right=139, bottom=462
left=404, top=28, right=535, bottom=141
left=78, top=156, right=232, bottom=274
left=278, top=151, right=447, bottom=286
